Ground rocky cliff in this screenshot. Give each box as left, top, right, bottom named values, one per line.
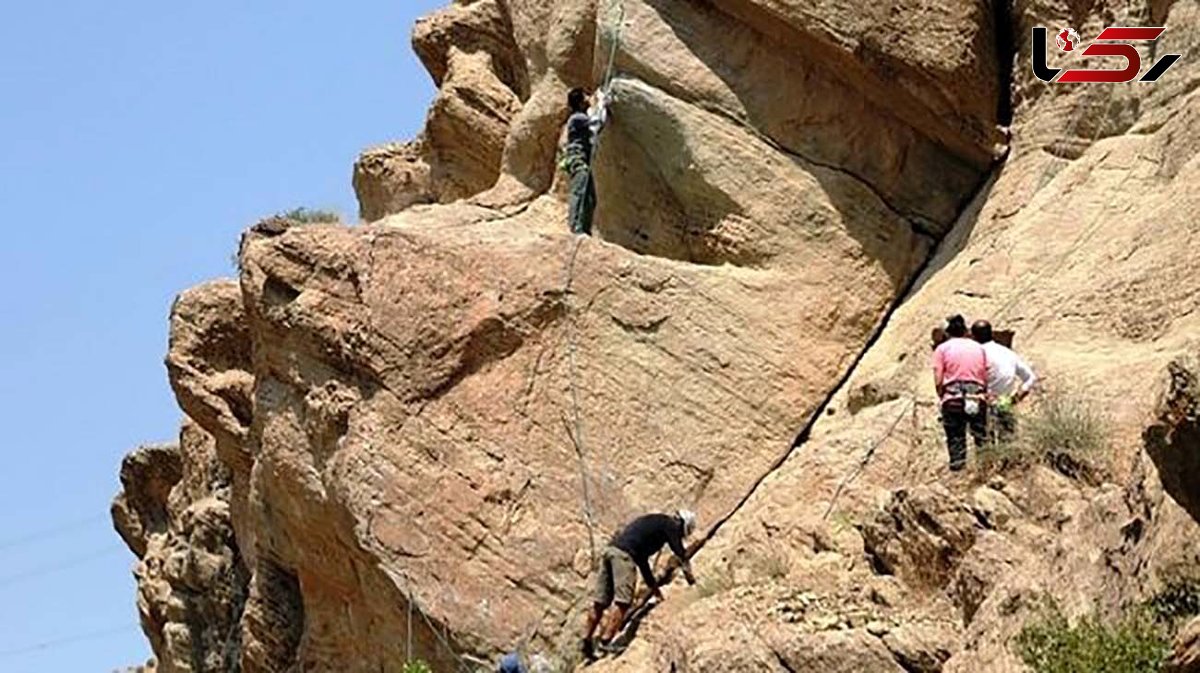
left=114, top=0, right=1200, bottom=671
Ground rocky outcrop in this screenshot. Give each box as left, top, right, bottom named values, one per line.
left=113, top=424, right=246, bottom=673
left=354, top=0, right=527, bottom=218
left=1169, top=615, right=1200, bottom=672
left=1146, top=356, right=1200, bottom=523
left=211, top=162, right=929, bottom=666
left=352, top=141, right=435, bottom=222
left=117, top=0, right=1200, bottom=671
left=592, top=0, right=1200, bottom=667
left=355, top=0, right=1003, bottom=227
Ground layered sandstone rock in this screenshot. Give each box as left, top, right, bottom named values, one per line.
left=590, top=1, right=1200, bottom=669
left=117, top=0, right=1200, bottom=671
left=353, top=0, right=527, bottom=218
left=1169, top=615, right=1200, bottom=672
left=113, top=424, right=246, bottom=673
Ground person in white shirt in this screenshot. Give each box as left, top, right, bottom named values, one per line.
left=971, top=320, right=1037, bottom=440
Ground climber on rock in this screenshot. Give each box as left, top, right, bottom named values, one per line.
left=971, top=319, right=1037, bottom=442
left=581, top=509, right=698, bottom=660
left=933, top=314, right=990, bottom=471
left=561, top=86, right=610, bottom=236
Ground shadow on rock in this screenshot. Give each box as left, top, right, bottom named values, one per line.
left=1145, top=356, right=1200, bottom=524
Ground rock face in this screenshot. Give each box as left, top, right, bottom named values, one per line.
left=113, top=424, right=246, bottom=673
left=1169, top=615, right=1200, bottom=672
left=115, top=0, right=1200, bottom=671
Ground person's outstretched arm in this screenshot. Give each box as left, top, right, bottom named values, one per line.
left=589, top=90, right=610, bottom=137
left=1015, top=356, right=1038, bottom=401
left=636, top=557, right=662, bottom=600
left=666, top=529, right=696, bottom=585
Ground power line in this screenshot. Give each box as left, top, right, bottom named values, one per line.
left=0, top=513, right=109, bottom=552
left=0, top=546, right=124, bottom=588
left=0, top=623, right=139, bottom=659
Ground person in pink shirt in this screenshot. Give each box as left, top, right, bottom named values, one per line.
left=932, top=315, right=989, bottom=471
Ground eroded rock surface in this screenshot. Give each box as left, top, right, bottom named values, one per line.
left=113, top=424, right=246, bottom=673
left=117, top=0, right=1200, bottom=671
left=1169, top=615, right=1200, bottom=672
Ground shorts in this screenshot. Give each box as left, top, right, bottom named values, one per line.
left=592, top=545, right=637, bottom=607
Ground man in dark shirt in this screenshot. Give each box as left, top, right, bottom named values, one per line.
left=581, top=510, right=698, bottom=660
left=562, top=87, right=609, bottom=236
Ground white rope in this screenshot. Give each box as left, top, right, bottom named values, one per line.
left=600, top=0, right=626, bottom=93
left=561, top=236, right=599, bottom=564
left=591, top=0, right=626, bottom=164
left=822, top=399, right=915, bottom=520
left=992, top=85, right=1122, bottom=324
left=397, top=572, right=473, bottom=673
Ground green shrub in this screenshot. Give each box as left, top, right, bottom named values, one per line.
left=976, top=433, right=1029, bottom=476
left=1147, top=578, right=1200, bottom=628
left=751, top=548, right=791, bottom=582
left=1023, top=393, right=1110, bottom=476
left=694, top=572, right=735, bottom=598
left=279, top=207, right=340, bottom=224
left=1015, top=603, right=1169, bottom=673
left=402, top=660, right=432, bottom=673
left=974, top=393, right=1111, bottom=481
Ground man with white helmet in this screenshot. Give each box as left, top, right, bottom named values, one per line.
left=581, top=509, right=698, bottom=660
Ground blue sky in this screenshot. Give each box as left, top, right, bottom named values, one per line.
left=0, top=2, right=442, bottom=670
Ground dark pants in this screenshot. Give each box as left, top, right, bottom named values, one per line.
left=567, top=160, right=596, bottom=235
left=992, top=406, right=1018, bottom=443
left=942, top=402, right=988, bottom=470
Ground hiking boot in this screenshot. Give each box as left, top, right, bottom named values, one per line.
left=581, top=638, right=597, bottom=662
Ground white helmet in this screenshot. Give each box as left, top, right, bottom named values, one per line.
left=677, top=509, right=698, bottom=537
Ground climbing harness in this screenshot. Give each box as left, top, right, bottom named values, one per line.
left=944, top=381, right=987, bottom=417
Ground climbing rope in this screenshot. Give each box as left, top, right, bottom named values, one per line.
left=991, top=87, right=1123, bottom=326
left=560, top=236, right=600, bottom=564
left=600, top=0, right=627, bottom=93
left=546, top=3, right=631, bottom=628
left=822, top=398, right=915, bottom=520
left=396, top=570, right=473, bottom=673
left=589, top=0, right=627, bottom=166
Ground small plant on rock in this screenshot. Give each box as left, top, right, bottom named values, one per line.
left=975, top=433, right=1028, bottom=477
left=278, top=207, right=340, bottom=224
left=1023, top=392, right=1111, bottom=479
left=974, top=392, right=1112, bottom=482
left=752, top=548, right=791, bottom=582
left=1015, top=601, right=1169, bottom=673
left=251, top=206, right=342, bottom=236
left=695, top=572, right=735, bottom=599
left=402, top=660, right=432, bottom=673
